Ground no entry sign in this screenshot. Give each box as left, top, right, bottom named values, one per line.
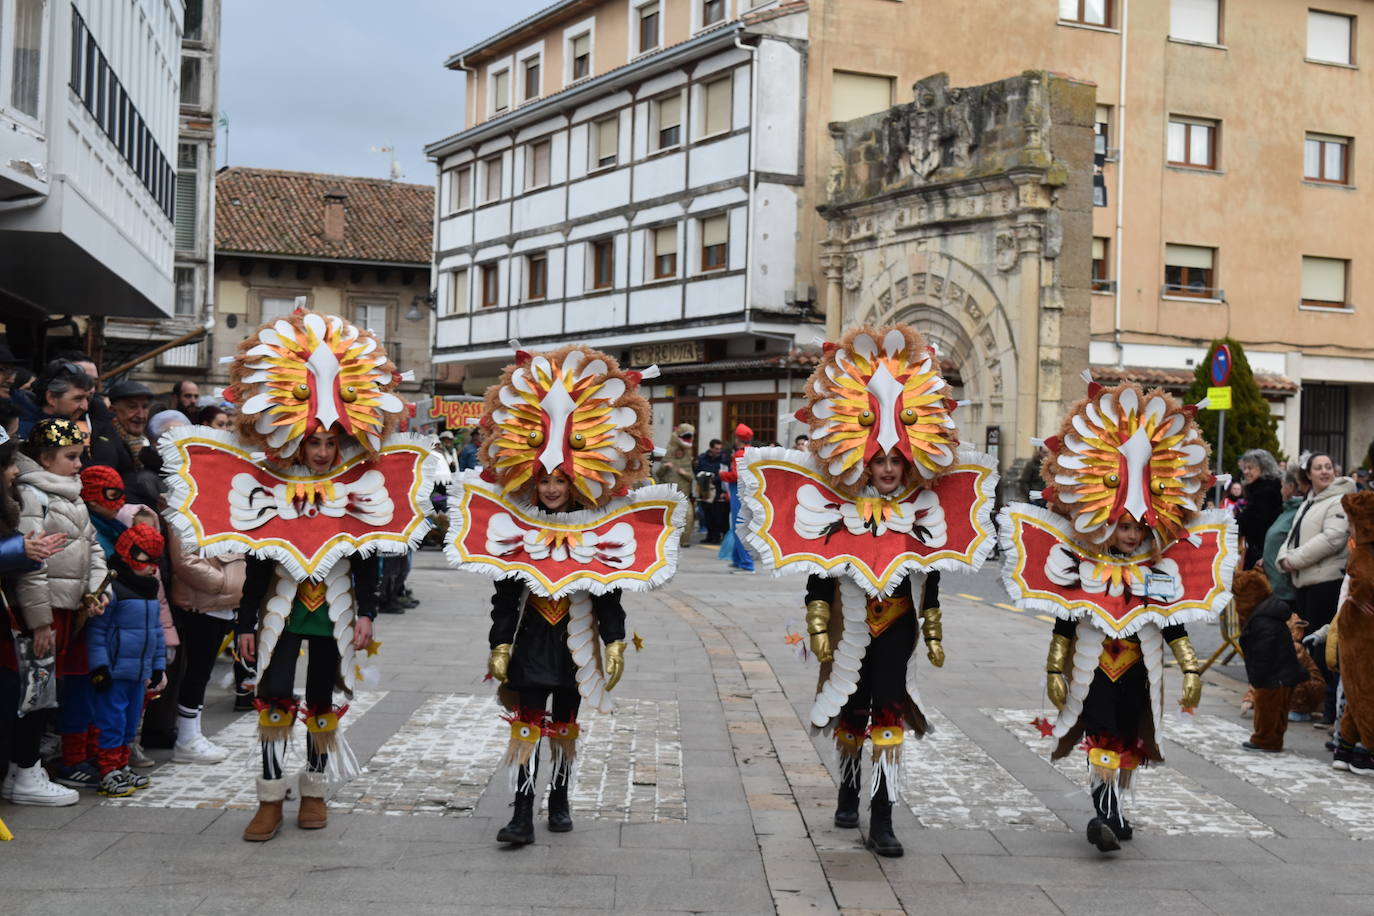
left=1210, top=344, right=1232, bottom=387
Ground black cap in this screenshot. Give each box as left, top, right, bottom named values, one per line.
left=106, top=379, right=154, bottom=402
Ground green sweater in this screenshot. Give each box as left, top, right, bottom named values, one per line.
left=1262, top=497, right=1304, bottom=602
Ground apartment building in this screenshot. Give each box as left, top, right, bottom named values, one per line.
left=0, top=0, right=182, bottom=359
left=431, top=0, right=1374, bottom=467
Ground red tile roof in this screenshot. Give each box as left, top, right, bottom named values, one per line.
left=1091, top=365, right=1298, bottom=396
left=215, top=167, right=433, bottom=265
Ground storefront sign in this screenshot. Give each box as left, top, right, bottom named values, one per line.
left=630, top=341, right=704, bottom=367
left=429, top=396, right=484, bottom=427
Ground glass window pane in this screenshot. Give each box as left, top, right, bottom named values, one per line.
left=1325, top=142, right=1344, bottom=181
left=1189, top=125, right=1211, bottom=165
left=1304, top=139, right=1321, bottom=178
left=1167, top=122, right=1186, bottom=162
left=12, top=0, right=44, bottom=117
left=1059, top=0, right=1079, bottom=19
left=1084, top=0, right=1107, bottom=25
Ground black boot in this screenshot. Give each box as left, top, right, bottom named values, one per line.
left=547, top=762, right=573, bottom=833
left=865, top=772, right=903, bottom=857
left=1087, top=783, right=1121, bottom=852
left=496, top=765, right=536, bottom=846
left=834, top=758, right=861, bottom=828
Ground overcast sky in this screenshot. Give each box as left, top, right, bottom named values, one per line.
left=219, top=0, right=548, bottom=186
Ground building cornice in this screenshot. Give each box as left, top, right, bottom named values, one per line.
left=426, top=24, right=746, bottom=160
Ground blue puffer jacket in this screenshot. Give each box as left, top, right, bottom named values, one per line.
left=86, top=579, right=166, bottom=681
left=0, top=532, right=41, bottom=576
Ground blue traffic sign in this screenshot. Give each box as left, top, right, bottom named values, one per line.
left=1210, top=344, right=1232, bottom=387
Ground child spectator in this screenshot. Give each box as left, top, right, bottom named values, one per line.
left=0, top=436, right=75, bottom=806
left=86, top=524, right=166, bottom=796
left=1238, top=569, right=1308, bottom=752
left=14, top=419, right=110, bottom=790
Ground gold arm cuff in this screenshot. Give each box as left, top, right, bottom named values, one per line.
left=1168, top=635, right=1200, bottom=673
left=920, top=605, right=943, bottom=641
left=805, top=600, right=832, bottom=636
left=1046, top=632, right=1072, bottom=674
left=605, top=640, right=626, bottom=662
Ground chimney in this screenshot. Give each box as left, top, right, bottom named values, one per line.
left=323, top=189, right=347, bottom=242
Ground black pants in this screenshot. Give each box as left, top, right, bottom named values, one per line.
left=0, top=667, right=43, bottom=769
left=257, top=630, right=339, bottom=778
left=173, top=608, right=232, bottom=709
left=517, top=686, right=581, bottom=724
left=1079, top=663, right=1149, bottom=746
left=1295, top=579, right=1343, bottom=631
left=838, top=611, right=915, bottom=728
left=704, top=500, right=729, bottom=544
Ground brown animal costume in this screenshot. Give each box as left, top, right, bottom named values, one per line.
left=1335, top=491, right=1374, bottom=770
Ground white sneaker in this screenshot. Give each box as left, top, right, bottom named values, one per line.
left=3, top=762, right=80, bottom=806
left=172, top=733, right=228, bottom=764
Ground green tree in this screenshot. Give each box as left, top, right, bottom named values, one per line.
left=1182, top=337, right=1282, bottom=473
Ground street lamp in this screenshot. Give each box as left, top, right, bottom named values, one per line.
left=406, top=292, right=436, bottom=322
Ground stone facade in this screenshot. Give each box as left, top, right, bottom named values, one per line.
left=818, top=71, right=1095, bottom=474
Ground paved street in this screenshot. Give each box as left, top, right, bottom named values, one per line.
left=3, top=547, right=1373, bottom=915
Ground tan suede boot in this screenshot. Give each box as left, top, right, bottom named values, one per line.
left=297, top=771, right=328, bottom=829
left=243, top=777, right=286, bottom=842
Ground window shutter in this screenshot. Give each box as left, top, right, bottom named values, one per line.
left=1302, top=257, right=1346, bottom=302
left=1092, top=238, right=1106, bottom=260
left=1169, top=0, right=1218, bottom=44
left=1165, top=244, right=1212, bottom=269
left=831, top=71, right=893, bottom=121
left=705, top=78, right=731, bottom=135
left=1307, top=11, right=1352, bottom=64
left=703, top=214, right=728, bottom=246
left=655, top=225, right=677, bottom=256
left=573, top=34, right=590, bottom=59
left=175, top=170, right=197, bottom=250
left=659, top=93, right=681, bottom=129
left=598, top=118, right=618, bottom=160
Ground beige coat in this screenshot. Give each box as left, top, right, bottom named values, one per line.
left=168, top=531, right=246, bottom=613
left=1277, top=477, right=1356, bottom=589
left=14, top=453, right=109, bottom=630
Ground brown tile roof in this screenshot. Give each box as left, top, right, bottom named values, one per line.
left=1091, top=365, right=1299, bottom=396
left=215, top=167, right=433, bottom=265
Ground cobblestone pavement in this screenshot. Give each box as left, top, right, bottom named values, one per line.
left=3, top=549, right=1373, bottom=915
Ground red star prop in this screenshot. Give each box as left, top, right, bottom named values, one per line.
left=1031, top=716, right=1055, bottom=737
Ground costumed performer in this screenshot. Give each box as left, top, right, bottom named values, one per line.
left=735, top=325, right=999, bottom=857
left=158, top=308, right=443, bottom=842
left=444, top=344, right=687, bottom=846
left=998, top=379, right=1236, bottom=853
left=1332, top=490, right=1374, bottom=775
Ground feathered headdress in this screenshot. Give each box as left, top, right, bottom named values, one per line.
left=480, top=345, right=652, bottom=508
left=1041, top=383, right=1210, bottom=547
left=797, top=324, right=960, bottom=496
left=226, top=310, right=405, bottom=462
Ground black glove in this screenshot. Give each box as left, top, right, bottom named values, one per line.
left=148, top=669, right=165, bottom=690
left=90, top=665, right=113, bottom=692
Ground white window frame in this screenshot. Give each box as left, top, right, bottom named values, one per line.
left=694, top=0, right=732, bottom=33
left=651, top=90, right=685, bottom=153
left=482, top=154, right=504, bottom=204
left=486, top=56, right=514, bottom=118
left=698, top=74, right=733, bottom=140
left=260, top=295, right=301, bottom=323
left=1169, top=0, right=1221, bottom=46
left=524, top=137, right=552, bottom=191
left=445, top=163, right=473, bottom=213
left=354, top=301, right=390, bottom=340
left=1307, top=10, right=1355, bottom=65
left=589, top=115, right=620, bottom=172
left=444, top=268, right=470, bottom=316
left=516, top=41, right=545, bottom=105
left=1166, top=115, right=1219, bottom=169
left=1, top=0, right=49, bottom=127
left=630, top=0, right=664, bottom=59
left=563, top=17, right=596, bottom=86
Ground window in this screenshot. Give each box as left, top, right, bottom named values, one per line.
left=526, top=139, right=551, bottom=189
left=592, top=239, right=615, bottom=290
left=638, top=3, right=661, bottom=54
left=1307, top=10, right=1354, bottom=65
left=1164, top=244, right=1217, bottom=298
left=523, top=57, right=541, bottom=102
left=356, top=303, right=388, bottom=338
left=1095, top=105, right=1111, bottom=156
left=831, top=71, right=894, bottom=121
left=180, top=55, right=201, bottom=108
left=447, top=165, right=472, bottom=212
left=261, top=297, right=298, bottom=322
left=1170, top=0, right=1220, bottom=44
left=484, top=155, right=503, bottom=202
left=481, top=264, right=500, bottom=307
left=571, top=33, right=591, bottom=80
left=701, top=215, right=728, bottom=272
left=653, top=226, right=677, bottom=279
left=1305, top=134, right=1349, bottom=184
left=702, top=76, right=732, bottom=137
left=174, top=267, right=196, bottom=317
left=526, top=253, right=548, bottom=300
left=446, top=269, right=469, bottom=316
left=1302, top=256, right=1349, bottom=307
left=9, top=0, right=43, bottom=118
left=1091, top=238, right=1111, bottom=291
left=592, top=116, right=618, bottom=169
left=493, top=69, right=511, bottom=114
left=654, top=93, right=682, bottom=150
left=703, top=0, right=726, bottom=27
left=725, top=398, right=777, bottom=449
left=1060, top=0, right=1110, bottom=27
left=1167, top=117, right=1217, bottom=169
left=175, top=144, right=198, bottom=252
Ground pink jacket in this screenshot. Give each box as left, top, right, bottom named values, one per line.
left=167, top=531, right=245, bottom=613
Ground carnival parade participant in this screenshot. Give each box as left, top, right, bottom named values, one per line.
left=444, top=344, right=687, bottom=847
left=735, top=325, right=999, bottom=857
left=998, top=380, right=1237, bottom=853
left=158, top=308, right=442, bottom=842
